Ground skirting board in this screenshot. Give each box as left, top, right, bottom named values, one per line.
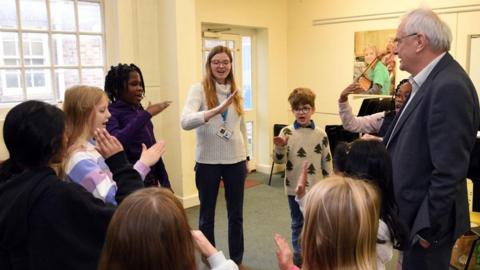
left=178, top=193, right=200, bottom=209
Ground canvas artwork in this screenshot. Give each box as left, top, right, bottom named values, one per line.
left=353, top=29, right=397, bottom=95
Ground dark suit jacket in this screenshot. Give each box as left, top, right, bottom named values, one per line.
left=384, top=53, right=480, bottom=246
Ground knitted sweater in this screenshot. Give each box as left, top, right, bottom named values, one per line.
left=65, top=140, right=150, bottom=205
left=273, top=123, right=333, bottom=195
left=181, top=82, right=247, bottom=164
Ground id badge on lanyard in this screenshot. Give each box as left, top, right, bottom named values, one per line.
left=216, top=95, right=234, bottom=141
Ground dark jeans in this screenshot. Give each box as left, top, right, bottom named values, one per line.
left=195, top=161, right=247, bottom=264
left=287, top=195, right=304, bottom=257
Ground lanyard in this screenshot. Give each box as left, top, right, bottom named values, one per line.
left=221, top=110, right=228, bottom=122
left=220, top=93, right=230, bottom=123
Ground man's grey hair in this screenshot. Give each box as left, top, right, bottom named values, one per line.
left=402, top=8, right=452, bottom=51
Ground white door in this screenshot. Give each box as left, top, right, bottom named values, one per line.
left=202, top=34, right=257, bottom=169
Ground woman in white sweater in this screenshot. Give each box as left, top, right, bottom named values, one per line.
left=181, top=45, right=248, bottom=265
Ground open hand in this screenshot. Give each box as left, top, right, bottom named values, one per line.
left=146, top=100, right=172, bottom=116
left=274, top=234, right=294, bottom=270
left=139, top=141, right=166, bottom=167
left=360, top=133, right=383, bottom=141
left=295, top=161, right=308, bottom=198
left=273, top=136, right=289, bottom=147
left=339, top=82, right=365, bottom=102
left=192, top=230, right=218, bottom=257
left=216, top=90, right=237, bottom=114
left=94, top=128, right=123, bottom=159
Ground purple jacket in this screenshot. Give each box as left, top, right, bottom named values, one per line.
left=107, top=100, right=170, bottom=188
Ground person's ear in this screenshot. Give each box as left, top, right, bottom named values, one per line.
left=415, top=33, right=427, bottom=53
left=311, top=106, right=316, bottom=113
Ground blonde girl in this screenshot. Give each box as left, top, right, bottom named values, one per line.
left=275, top=176, right=380, bottom=270
left=63, top=85, right=163, bottom=205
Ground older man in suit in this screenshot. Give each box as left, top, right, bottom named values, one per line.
left=383, top=8, right=480, bottom=269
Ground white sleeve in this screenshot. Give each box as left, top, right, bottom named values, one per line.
left=376, top=220, right=393, bottom=266
left=207, top=251, right=239, bottom=270
left=295, top=195, right=306, bottom=216
left=339, top=101, right=385, bottom=134
left=181, top=84, right=207, bottom=130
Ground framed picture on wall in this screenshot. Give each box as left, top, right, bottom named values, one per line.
left=354, top=29, right=397, bottom=95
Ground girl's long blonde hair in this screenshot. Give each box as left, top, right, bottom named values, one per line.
left=63, top=85, right=107, bottom=150
left=203, top=45, right=243, bottom=116
left=301, top=176, right=380, bottom=270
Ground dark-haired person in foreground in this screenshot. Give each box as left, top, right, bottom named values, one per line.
left=0, top=101, right=161, bottom=270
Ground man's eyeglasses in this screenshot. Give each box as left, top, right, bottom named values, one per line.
left=393, top=33, right=417, bottom=44
left=292, top=106, right=312, bottom=114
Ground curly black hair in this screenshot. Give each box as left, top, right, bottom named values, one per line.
left=104, top=63, right=145, bottom=102
left=394, top=78, right=410, bottom=96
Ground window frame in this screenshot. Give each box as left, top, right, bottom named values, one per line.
left=0, top=0, right=106, bottom=106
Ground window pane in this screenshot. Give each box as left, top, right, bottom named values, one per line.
left=25, top=68, right=52, bottom=99
left=242, top=36, right=252, bottom=110
left=52, top=34, right=78, bottom=65
left=1, top=32, right=19, bottom=66
left=50, top=0, right=75, bottom=31
left=0, top=69, right=23, bottom=101
left=246, top=121, right=253, bottom=157
left=204, top=39, right=226, bottom=49
left=79, top=35, right=103, bottom=65
left=55, top=68, right=79, bottom=100
left=21, top=0, right=48, bottom=30
left=6, top=72, right=19, bottom=88
left=0, top=0, right=17, bottom=29
left=81, top=68, right=103, bottom=87
left=78, top=1, right=101, bottom=33
left=23, top=33, right=50, bottom=66
left=227, top=40, right=234, bottom=50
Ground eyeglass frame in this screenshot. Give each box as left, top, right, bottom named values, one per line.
left=393, top=32, right=418, bottom=45
left=211, top=60, right=231, bottom=66
left=292, top=106, right=313, bottom=114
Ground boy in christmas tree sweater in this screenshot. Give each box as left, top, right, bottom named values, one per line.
left=273, top=87, right=333, bottom=266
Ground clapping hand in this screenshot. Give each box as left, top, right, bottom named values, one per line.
left=295, top=161, right=308, bottom=199
left=146, top=100, right=172, bottom=116
left=94, top=128, right=124, bottom=159
left=139, top=141, right=166, bottom=167
left=216, top=90, right=237, bottom=114
left=192, top=230, right=218, bottom=257
left=273, top=136, right=289, bottom=147
left=274, top=234, right=294, bottom=270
